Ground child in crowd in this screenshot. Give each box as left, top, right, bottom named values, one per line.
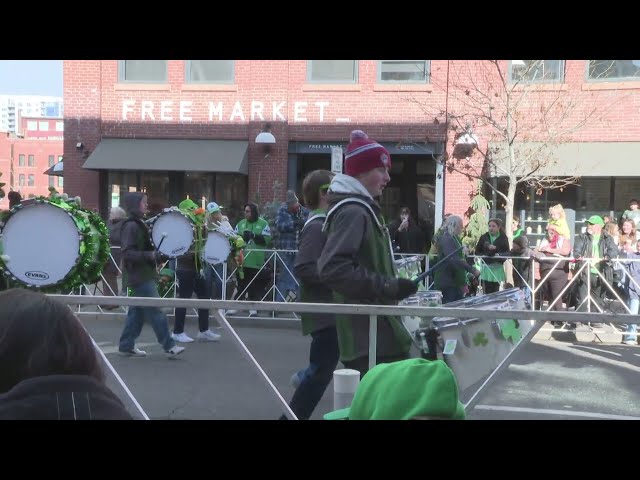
left=547, top=204, right=571, bottom=239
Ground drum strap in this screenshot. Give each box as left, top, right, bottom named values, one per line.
left=323, top=198, right=383, bottom=234
left=302, top=213, right=326, bottom=234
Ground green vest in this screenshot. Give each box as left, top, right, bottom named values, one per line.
left=325, top=199, right=411, bottom=362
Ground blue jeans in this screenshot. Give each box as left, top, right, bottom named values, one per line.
left=119, top=280, right=175, bottom=352
left=205, top=263, right=225, bottom=300
left=288, top=326, right=340, bottom=420
left=624, top=297, right=640, bottom=342
left=275, top=252, right=299, bottom=302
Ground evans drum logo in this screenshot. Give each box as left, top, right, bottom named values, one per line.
left=172, top=247, right=187, bottom=255
left=25, top=271, right=50, bottom=280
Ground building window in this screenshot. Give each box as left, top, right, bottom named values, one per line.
left=28, top=155, right=35, bottom=167
left=58, top=155, right=63, bottom=162
left=587, top=60, right=640, bottom=81
left=509, top=60, right=565, bottom=82
left=19, top=174, right=25, bottom=186
left=49, top=175, right=54, bottom=188
left=186, top=60, right=234, bottom=84
left=48, top=155, right=55, bottom=167
left=38, top=121, right=49, bottom=131
left=56, top=121, right=64, bottom=131
left=58, top=177, right=63, bottom=188
left=27, top=120, right=38, bottom=130
left=118, top=60, right=167, bottom=83
left=18, top=154, right=25, bottom=166
left=377, top=60, right=430, bottom=83
left=28, top=175, right=35, bottom=186
left=307, top=61, right=358, bottom=83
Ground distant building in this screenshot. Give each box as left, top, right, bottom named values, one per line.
left=0, top=116, right=64, bottom=207
left=0, top=95, right=63, bottom=133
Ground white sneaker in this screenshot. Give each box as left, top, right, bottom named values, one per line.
left=249, top=310, right=258, bottom=317
left=118, top=347, right=147, bottom=357
left=197, top=330, right=221, bottom=342
left=166, top=345, right=185, bottom=357
left=171, top=332, right=194, bottom=343
left=623, top=340, right=638, bottom=346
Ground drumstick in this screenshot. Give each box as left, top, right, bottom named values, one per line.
left=413, top=245, right=464, bottom=285
left=156, top=232, right=168, bottom=251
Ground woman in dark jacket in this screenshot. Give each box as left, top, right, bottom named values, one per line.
left=0, top=289, right=132, bottom=420
left=475, top=218, right=510, bottom=294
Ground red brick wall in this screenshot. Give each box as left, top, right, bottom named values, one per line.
left=64, top=60, right=640, bottom=217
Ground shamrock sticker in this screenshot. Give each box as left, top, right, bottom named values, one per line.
left=473, top=332, right=488, bottom=347
left=498, top=319, right=522, bottom=343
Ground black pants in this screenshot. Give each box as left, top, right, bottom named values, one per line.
left=288, top=326, right=340, bottom=420
left=483, top=281, right=500, bottom=294
left=441, top=286, right=464, bottom=304
left=236, top=266, right=269, bottom=302
left=575, top=273, right=606, bottom=312
left=343, top=353, right=410, bottom=379
left=540, top=268, right=568, bottom=311
left=174, top=269, right=211, bottom=334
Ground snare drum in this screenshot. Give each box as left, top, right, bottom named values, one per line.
left=0, top=198, right=109, bottom=289
left=203, top=230, right=231, bottom=265
left=400, top=290, right=443, bottom=336
left=434, top=288, right=534, bottom=392
left=149, top=208, right=195, bottom=258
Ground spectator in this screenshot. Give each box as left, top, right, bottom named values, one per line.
left=622, top=199, right=640, bottom=229
left=622, top=239, right=640, bottom=345
left=573, top=215, right=619, bottom=324
left=388, top=207, right=426, bottom=257
left=510, top=235, right=533, bottom=307
left=7, top=190, right=21, bottom=209
left=548, top=204, right=571, bottom=239
left=475, top=218, right=510, bottom=294
left=512, top=215, right=524, bottom=239
left=532, top=225, right=571, bottom=316
left=318, top=129, right=417, bottom=378
left=0, top=289, right=132, bottom=420
left=620, top=219, right=639, bottom=250
left=433, top=215, right=480, bottom=304
left=233, top=202, right=272, bottom=316
left=274, top=190, right=308, bottom=302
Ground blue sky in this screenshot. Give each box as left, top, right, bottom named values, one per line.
left=0, top=60, right=62, bottom=97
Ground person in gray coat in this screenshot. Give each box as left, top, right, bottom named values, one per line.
left=433, top=215, right=480, bottom=304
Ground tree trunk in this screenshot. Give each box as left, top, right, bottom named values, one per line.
left=503, top=178, right=518, bottom=287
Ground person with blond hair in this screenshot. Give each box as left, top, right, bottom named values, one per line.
left=547, top=204, right=571, bottom=239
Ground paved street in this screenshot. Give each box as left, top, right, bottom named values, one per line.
left=80, top=313, right=640, bottom=420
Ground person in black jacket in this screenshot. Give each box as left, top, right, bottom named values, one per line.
left=282, top=169, right=338, bottom=420
left=572, top=215, right=619, bottom=322
left=101, top=206, right=126, bottom=305
left=0, top=289, right=132, bottom=420
left=388, top=207, right=426, bottom=257
left=475, top=218, right=510, bottom=294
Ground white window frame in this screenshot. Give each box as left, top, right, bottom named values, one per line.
left=118, top=60, right=168, bottom=83
left=185, top=60, right=235, bottom=84
left=508, top=60, right=565, bottom=83
left=586, top=60, right=640, bottom=82
left=307, top=61, right=358, bottom=83
left=377, top=60, right=430, bottom=83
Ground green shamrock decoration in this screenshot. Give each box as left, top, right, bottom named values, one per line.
left=473, top=332, right=488, bottom=347
left=498, top=319, right=522, bottom=343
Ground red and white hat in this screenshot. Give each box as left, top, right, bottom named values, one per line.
left=344, top=130, right=391, bottom=177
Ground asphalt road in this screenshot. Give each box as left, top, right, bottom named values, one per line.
left=79, top=313, right=640, bottom=420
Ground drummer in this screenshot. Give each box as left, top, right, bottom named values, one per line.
left=171, top=198, right=221, bottom=343
left=205, top=201, right=233, bottom=299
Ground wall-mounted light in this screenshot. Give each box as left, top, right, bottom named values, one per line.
left=455, top=125, right=478, bottom=146
left=76, top=142, right=84, bottom=150
left=255, top=123, right=276, bottom=145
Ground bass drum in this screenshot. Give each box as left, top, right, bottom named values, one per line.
left=149, top=208, right=195, bottom=258
left=0, top=199, right=109, bottom=289
left=203, top=230, right=231, bottom=266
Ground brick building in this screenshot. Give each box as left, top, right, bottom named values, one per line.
left=0, top=115, right=64, bottom=208
left=63, top=60, right=640, bottom=240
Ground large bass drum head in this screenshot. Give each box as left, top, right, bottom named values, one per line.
left=2, top=203, right=80, bottom=286
left=151, top=211, right=194, bottom=258
left=204, top=231, right=231, bottom=265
